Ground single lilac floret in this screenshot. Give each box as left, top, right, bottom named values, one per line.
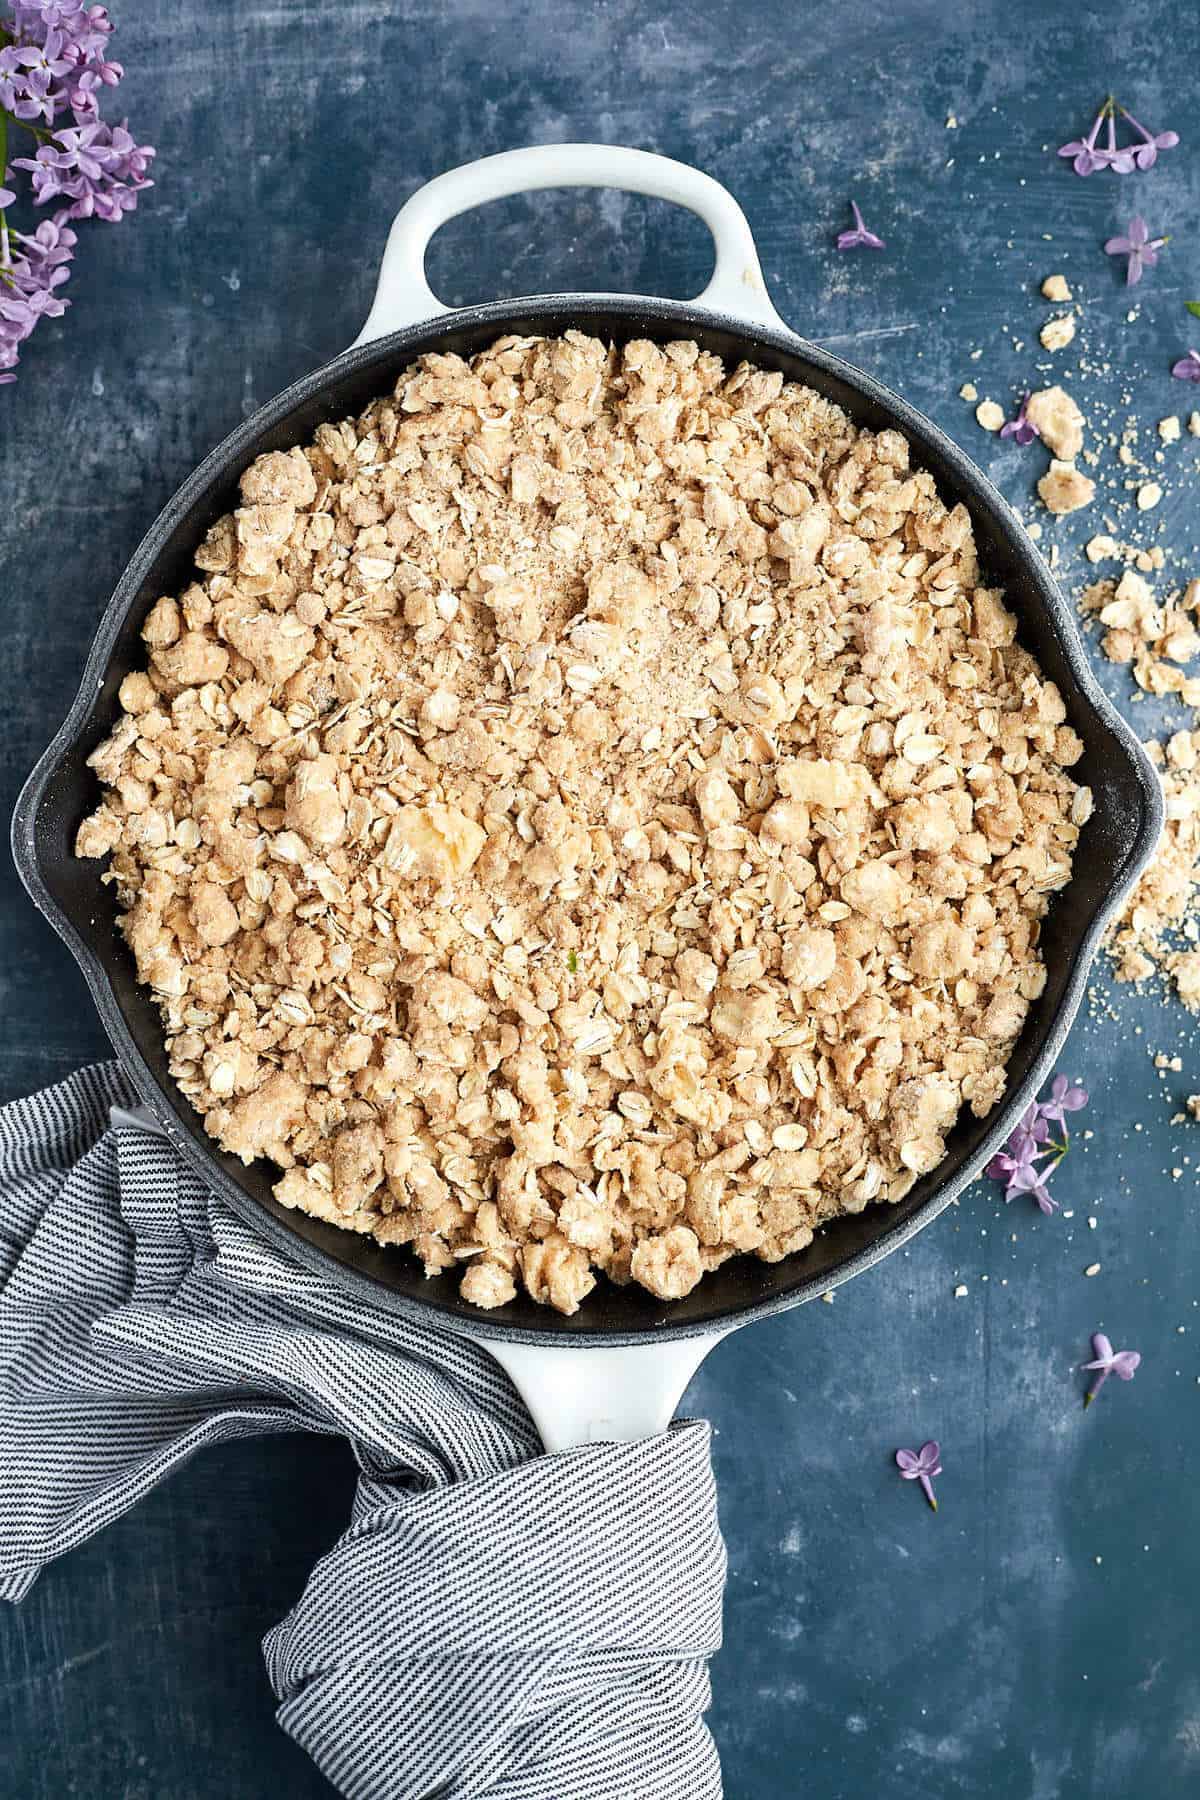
left=896, top=1442, right=941, bottom=1511
left=1006, top=1162, right=1058, bottom=1214
left=1058, top=101, right=1111, bottom=176
left=1039, top=1075, right=1088, bottom=1130
left=1000, top=393, right=1041, bottom=446
left=1120, top=106, right=1179, bottom=171
left=836, top=200, right=885, bottom=252
left=1081, top=1332, right=1141, bottom=1407
left=984, top=1125, right=1041, bottom=1189
left=1171, top=350, right=1200, bottom=383
left=1105, top=217, right=1168, bottom=287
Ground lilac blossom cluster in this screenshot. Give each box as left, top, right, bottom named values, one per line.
left=0, top=1, right=153, bottom=382
left=985, top=1074, right=1088, bottom=1215
left=1058, top=97, right=1179, bottom=176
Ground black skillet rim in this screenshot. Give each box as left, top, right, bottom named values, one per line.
left=12, top=292, right=1164, bottom=1347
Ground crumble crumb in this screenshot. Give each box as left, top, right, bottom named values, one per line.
left=1137, top=481, right=1163, bottom=511
left=960, top=382, right=979, bottom=403
left=975, top=399, right=1005, bottom=432
left=1039, top=460, right=1096, bottom=516
left=1040, top=315, right=1076, bottom=352
left=1026, top=386, right=1085, bottom=461
left=1042, top=274, right=1073, bottom=303
left=1158, top=416, right=1181, bottom=444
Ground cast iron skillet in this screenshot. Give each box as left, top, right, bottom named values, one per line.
left=12, top=148, right=1162, bottom=1434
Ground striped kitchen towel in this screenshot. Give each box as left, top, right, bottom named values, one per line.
left=0, top=1063, right=726, bottom=1799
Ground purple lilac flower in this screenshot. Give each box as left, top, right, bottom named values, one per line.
left=985, top=1101, right=1050, bottom=1186
left=1039, top=1075, right=1089, bottom=1131
left=0, top=53, right=56, bottom=124
left=1105, top=217, right=1168, bottom=287
left=1006, top=1161, right=1058, bottom=1216
left=14, top=117, right=154, bottom=220
left=836, top=200, right=885, bottom=252
left=1119, top=106, right=1179, bottom=170
left=1081, top=1332, right=1141, bottom=1407
left=1101, top=109, right=1137, bottom=174
left=0, top=212, right=75, bottom=382
left=1, top=2, right=122, bottom=125
left=987, top=1104, right=1058, bottom=1213
left=1171, top=350, right=1200, bottom=383
left=0, top=3, right=151, bottom=377
left=896, top=1442, right=941, bottom=1511
left=1000, top=393, right=1041, bottom=446
left=985, top=1075, right=1087, bottom=1215
left=1058, top=101, right=1111, bottom=176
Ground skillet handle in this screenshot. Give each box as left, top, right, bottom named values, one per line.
left=488, top=1330, right=729, bottom=1452
left=352, top=143, right=790, bottom=347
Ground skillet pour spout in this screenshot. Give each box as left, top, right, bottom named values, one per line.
left=12, top=145, right=1163, bottom=1374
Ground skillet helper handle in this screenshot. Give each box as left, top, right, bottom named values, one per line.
left=488, top=1331, right=728, bottom=1452
left=352, top=142, right=790, bottom=346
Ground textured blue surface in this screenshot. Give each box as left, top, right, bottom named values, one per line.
left=2, top=0, right=1199, bottom=1795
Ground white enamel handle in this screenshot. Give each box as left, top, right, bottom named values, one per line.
left=489, top=1331, right=728, bottom=1453
left=353, top=143, right=790, bottom=347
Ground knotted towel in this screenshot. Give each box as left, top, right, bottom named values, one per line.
left=0, top=1064, right=726, bottom=1799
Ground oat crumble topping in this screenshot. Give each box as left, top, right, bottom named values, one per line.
left=76, top=332, right=1085, bottom=1313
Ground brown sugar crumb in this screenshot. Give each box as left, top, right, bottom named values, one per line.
left=1040, top=315, right=1076, bottom=353
left=1026, top=386, right=1086, bottom=461
left=1042, top=274, right=1073, bottom=303
left=75, top=332, right=1085, bottom=1314
left=1039, top=460, right=1096, bottom=517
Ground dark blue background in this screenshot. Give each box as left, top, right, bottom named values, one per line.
left=2, top=1, right=1199, bottom=1794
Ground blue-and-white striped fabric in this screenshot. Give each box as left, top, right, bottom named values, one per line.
left=0, top=1063, right=726, bottom=1798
